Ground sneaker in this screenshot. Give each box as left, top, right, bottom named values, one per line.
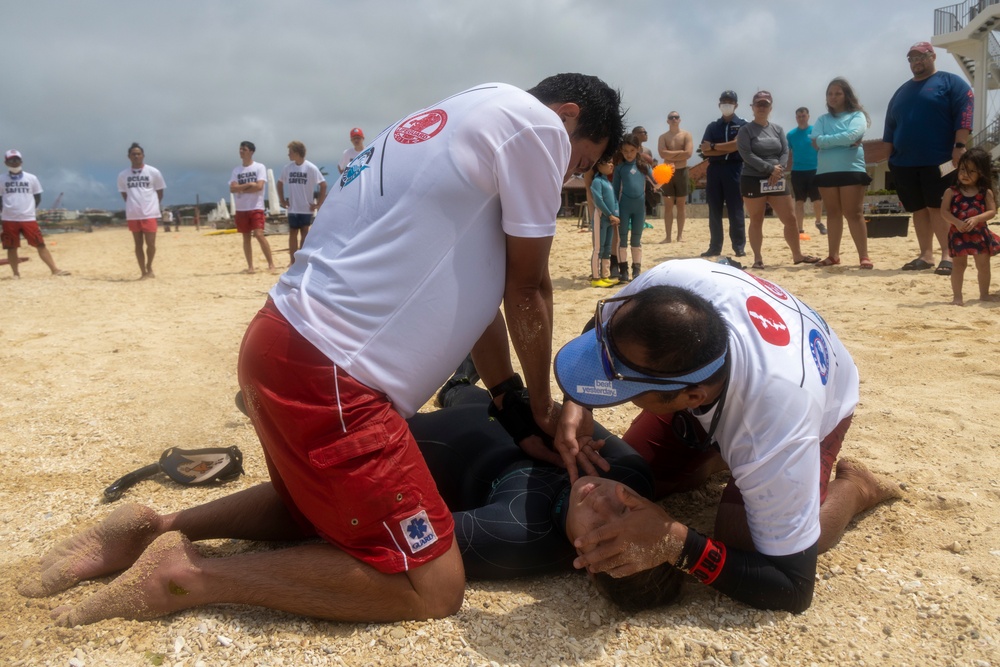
left=816, top=221, right=827, bottom=235
left=734, top=250, right=747, bottom=258
left=700, top=249, right=721, bottom=258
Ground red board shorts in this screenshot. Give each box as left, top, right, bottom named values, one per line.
left=127, top=218, right=158, bottom=233
left=1, top=220, right=45, bottom=249
left=237, top=299, right=454, bottom=574
left=624, top=410, right=850, bottom=505
left=235, top=209, right=266, bottom=233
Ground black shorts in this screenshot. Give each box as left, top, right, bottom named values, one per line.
left=740, top=174, right=788, bottom=199
left=890, top=164, right=955, bottom=211
left=790, top=170, right=821, bottom=202
left=813, top=171, right=872, bottom=188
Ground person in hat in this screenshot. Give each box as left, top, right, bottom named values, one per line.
left=699, top=91, right=747, bottom=258
left=1, top=150, right=70, bottom=278
left=884, top=41, right=974, bottom=275
left=552, top=258, right=900, bottom=612
left=736, top=90, right=819, bottom=269
left=338, top=127, right=366, bottom=174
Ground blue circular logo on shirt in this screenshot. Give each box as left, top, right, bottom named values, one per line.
left=809, top=329, right=829, bottom=385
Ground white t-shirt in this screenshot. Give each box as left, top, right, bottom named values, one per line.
left=612, top=259, right=860, bottom=557
left=338, top=147, right=362, bottom=173
left=1, top=171, right=43, bottom=221
left=117, top=165, right=165, bottom=220
left=279, top=159, right=325, bottom=215
left=230, top=161, right=267, bottom=211
left=272, top=83, right=570, bottom=417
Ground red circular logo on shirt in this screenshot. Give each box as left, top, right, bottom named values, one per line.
left=746, top=296, right=790, bottom=346
left=393, top=109, right=448, bottom=144
left=751, top=275, right=789, bottom=300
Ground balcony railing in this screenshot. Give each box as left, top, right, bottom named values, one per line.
left=935, top=0, right=1000, bottom=35
left=970, top=114, right=1000, bottom=151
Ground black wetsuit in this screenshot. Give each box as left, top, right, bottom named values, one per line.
left=408, top=385, right=652, bottom=579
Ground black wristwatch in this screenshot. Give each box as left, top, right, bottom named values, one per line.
left=954, top=142, right=966, bottom=148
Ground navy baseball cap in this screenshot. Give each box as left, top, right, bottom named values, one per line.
left=554, top=328, right=728, bottom=408
left=719, top=90, right=738, bottom=103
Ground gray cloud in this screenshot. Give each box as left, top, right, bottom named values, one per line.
left=3, top=0, right=970, bottom=209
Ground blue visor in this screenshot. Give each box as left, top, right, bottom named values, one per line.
left=554, top=328, right=727, bottom=408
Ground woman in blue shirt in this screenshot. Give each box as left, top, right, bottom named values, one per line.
left=811, top=78, right=873, bottom=269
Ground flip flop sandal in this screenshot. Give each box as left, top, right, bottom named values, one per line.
left=902, top=258, right=934, bottom=271
left=816, top=257, right=841, bottom=267
left=104, top=446, right=245, bottom=501
left=859, top=258, right=874, bottom=270
left=795, top=255, right=820, bottom=264
left=934, top=260, right=953, bottom=275
left=751, top=261, right=765, bottom=269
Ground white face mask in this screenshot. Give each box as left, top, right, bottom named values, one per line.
left=719, top=104, right=736, bottom=116
left=7, top=165, right=22, bottom=174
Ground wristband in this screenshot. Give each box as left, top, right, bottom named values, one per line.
left=954, top=142, right=966, bottom=148
left=487, top=373, right=524, bottom=400
left=675, top=528, right=727, bottom=585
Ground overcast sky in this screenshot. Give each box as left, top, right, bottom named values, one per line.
left=2, top=0, right=979, bottom=211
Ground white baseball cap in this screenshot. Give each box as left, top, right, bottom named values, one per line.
left=5, top=149, right=22, bottom=160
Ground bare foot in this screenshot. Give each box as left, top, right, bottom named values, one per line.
left=241, top=268, right=256, bottom=274
left=18, top=504, right=160, bottom=598
left=951, top=297, right=964, bottom=306
left=52, top=270, right=71, bottom=277
left=51, top=532, right=201, bottom=627
left=659, top=237, right=672, bottom=244
left=980, top=293, right=999, bottom=302
left=145, top=269, right=155, bottom=279
left=835, top=458, right=902, bottom=512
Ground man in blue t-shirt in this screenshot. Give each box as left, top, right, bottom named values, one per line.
left=699, top=90, right=747, bottom=257
left=883, top=41, right=973, bottom=274
left=787, top=107, right=826, bottom=238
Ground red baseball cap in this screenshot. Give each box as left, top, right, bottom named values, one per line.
left=350, top=127, right=364, bottom=138
left=908, top=42, right=934, bottom=55
left=752, top=90, right=773, bottom=104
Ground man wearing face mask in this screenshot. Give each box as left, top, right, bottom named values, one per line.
left=1, top=150, right=70, bottom=278
left=699, top=91, right=747, bottom=258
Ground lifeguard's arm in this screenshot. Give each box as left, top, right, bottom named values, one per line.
left=572, top=486, right=817, bottom=612
left=502, top=234, right=557, bottom=435
left=314, top=181, right=328, bottom=209
left=156, top=189, right=164, bottom=205
left=276, top=181, right=286, bottom=206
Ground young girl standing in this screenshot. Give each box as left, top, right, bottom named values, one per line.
left=589, top=159, right=620, bottom=287
left=613, top=133, right=650, bottom=282
left=940, top=147, right=1000, bottom=305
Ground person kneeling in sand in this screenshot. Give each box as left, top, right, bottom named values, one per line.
left=554, top=259, right=901, bottom=613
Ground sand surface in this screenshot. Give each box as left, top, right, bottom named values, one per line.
left=1, top=219, right=998, bottom=666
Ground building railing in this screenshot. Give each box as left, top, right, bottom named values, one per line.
left=970, top=114, right=1000, bottom=151
left=935, top=0, right=1000, bottom=35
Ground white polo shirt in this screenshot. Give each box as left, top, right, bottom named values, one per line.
left=272, top=83, right=570, bottom=416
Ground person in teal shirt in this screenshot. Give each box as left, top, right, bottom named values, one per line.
left=811, top=77, right=873, bottom=269
left=787, top=108, right=826, bottom=237
left=589, top=159, right=620, bottom=287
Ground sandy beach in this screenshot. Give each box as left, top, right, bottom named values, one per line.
left=2, top=217, right=998, bottom=666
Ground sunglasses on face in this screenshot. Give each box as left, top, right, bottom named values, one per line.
left=668, top=116, right=680, bottom=120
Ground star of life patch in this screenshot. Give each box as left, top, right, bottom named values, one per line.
left=400, top=510, right=439, bottom=554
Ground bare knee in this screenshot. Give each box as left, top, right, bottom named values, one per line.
left=409, top=539, right=465, bottom=619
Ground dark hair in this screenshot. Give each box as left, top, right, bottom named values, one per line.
left=592, top=564, right=685, bottom=611
left=795, top=107, right=809, bottom=114
left=127, top=142, right=143, bottom=156
left=240, top=140, right=256, bottom=153
left=611, top=285, right=730, bottom=400
left=618, top=132, right=649, bottom=174
left=826, top=77, right=871, bottom=127
left=958, top=147, right=994, bottom=191
left=527, top=73, right=625, bottom=160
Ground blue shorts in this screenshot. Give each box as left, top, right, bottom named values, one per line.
left=288, top=213, right=314, bottom=229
